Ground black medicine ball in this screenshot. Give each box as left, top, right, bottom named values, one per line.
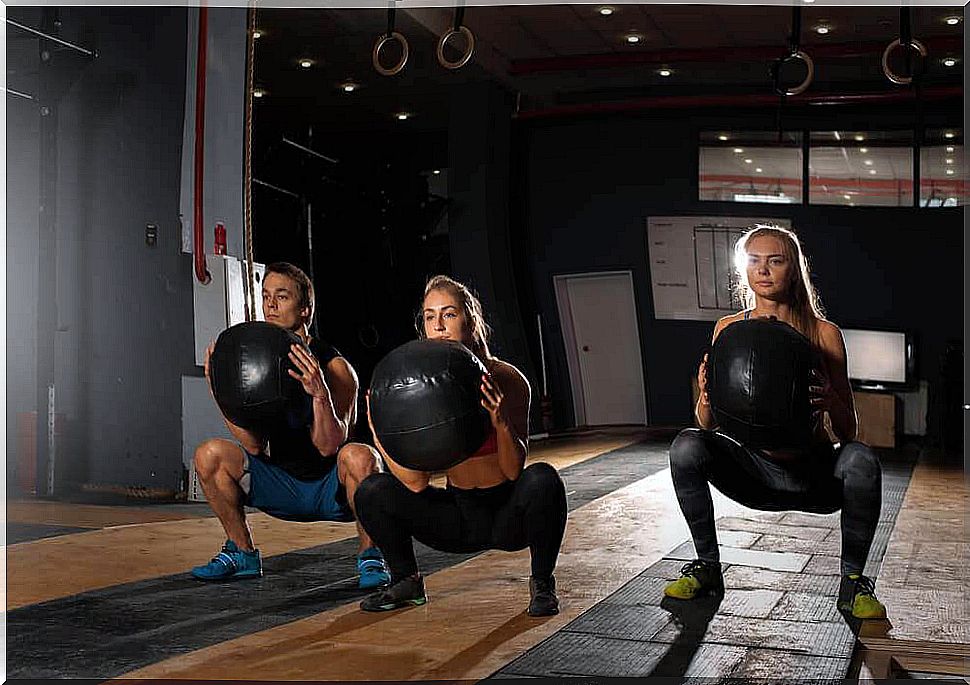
left=707, top=318, right=817, bottom=449
left=209, top=321, right=311, bottom=432
left=369, top=339, right=491, bottom=471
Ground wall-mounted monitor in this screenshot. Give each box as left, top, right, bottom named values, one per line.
left=842, top=328, right=915, bottom=391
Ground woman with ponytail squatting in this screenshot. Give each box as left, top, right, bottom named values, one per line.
left=340, top=275, right=568, bottom=616
left=665, top=225, right=886, bottom=620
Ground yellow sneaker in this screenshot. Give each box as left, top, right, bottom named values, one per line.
left=664, top=560, right=724, bottom=600
left=838, top=573, right=887, bottom=619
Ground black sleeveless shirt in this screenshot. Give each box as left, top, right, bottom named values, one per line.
left=262, top=338, right=344, bottom=481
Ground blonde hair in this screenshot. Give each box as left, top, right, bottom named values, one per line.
left=417, top=275, right=492, bottom=359
left=734, top=225, right=825, bottom=345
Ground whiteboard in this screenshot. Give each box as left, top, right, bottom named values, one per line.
left=647, top=216, right=792, bottom=321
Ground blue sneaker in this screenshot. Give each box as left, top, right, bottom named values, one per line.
left=357, top=547, right=391, bottom=590
left=191, top=540, right=262, bottom=581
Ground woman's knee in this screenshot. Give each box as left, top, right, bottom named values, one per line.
left=836, top=442, right=882, bottom=485
left=519, top=462, right=564, bottom=494
left=353, top=471, right=399, bottom=512
left=668, top=428, right=710, bottom=472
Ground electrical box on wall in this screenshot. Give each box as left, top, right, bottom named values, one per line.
left=192, top=255, right=266, bottom=365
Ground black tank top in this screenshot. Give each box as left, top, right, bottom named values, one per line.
left=263, top=338, right=344, bottom=481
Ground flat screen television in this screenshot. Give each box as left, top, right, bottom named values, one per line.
left=841, top=328, right=915, bottom=391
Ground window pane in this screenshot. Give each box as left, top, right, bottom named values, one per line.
left=699, top=131, right=802, bottom=204
left=809, top=130, right=913, bottom=207
left=920, top=128, right=965, bottom=207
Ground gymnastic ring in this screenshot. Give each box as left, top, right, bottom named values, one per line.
left=436, top=25, right=475, bottom=70
left=771, top=50, right=814, bottom=96
left=372, top=31, right=409, bottom=76
left=882, top=38, right=927, bottom=85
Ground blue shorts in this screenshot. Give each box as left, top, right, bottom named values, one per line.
left=242, top=451, right=355, bottom=523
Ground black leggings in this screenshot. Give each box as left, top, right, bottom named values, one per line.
left=354, top=462, right=567, bottom=583
left=669, top=428, right=882, bottom=576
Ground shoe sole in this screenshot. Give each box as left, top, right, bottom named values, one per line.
left=191, top=570, right=263, bottom=581
left=361, top=597, right=428, bottom=612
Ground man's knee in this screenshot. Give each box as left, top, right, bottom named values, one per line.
left=337, top=442, right=381, bottom=481
left=194, top=439, right=241, bottom=479
left=668, top=428, right=710, bottom=472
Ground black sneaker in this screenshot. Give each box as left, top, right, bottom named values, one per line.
left=663, top=559, right=724, bottom=600
left=527, top=575, right=560, bottom=616
left=360, top=574, right=428, bottom=612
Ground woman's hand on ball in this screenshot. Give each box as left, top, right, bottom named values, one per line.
left=697, top=353, right=710, bottom=406
left=287, top=344, right=330, bottom=399
left=481, top=373, right=509, bottom=429
left=809, top=368, right=837, bottom=414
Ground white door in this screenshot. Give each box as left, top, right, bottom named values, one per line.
left=555, top=272, right=648, bottom=426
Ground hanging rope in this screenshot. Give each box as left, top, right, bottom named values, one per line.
left=243, top=5, right=257, bottom=321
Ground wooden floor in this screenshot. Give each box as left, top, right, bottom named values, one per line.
left=6, top=430, right=968, bottom=681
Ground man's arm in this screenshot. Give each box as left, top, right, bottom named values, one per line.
left=310, top=356, right=358, bottom=456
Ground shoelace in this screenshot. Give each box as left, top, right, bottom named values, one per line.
left=680, top=560, right=711, bottom=577
left=853, top=574, right=878, bottom=597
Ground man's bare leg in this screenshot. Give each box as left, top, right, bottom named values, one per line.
left=194, top=439, right=255, bottom=551
left=337, top=443, right=383, bottom=554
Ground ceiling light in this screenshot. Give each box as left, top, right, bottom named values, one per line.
left=744, top=158, right=753, bottom=164
left=733, top=148, right=744, bottom=154
left=868, top=169, right=877, bottom=175
left=626, top=34, right=641, bottom=44
left=944, top=131, right=956, bottom=139
left=854, top=134, right=865, bottom=142
left=945, top=16, right=961, bottom=26
left=942, top=57, right=957, bottom=67
left=946, top=158, right=954, bottom=164
left=844, top=194, right=852, bottom=200
left=433, top=169, right=441, bottom=175
left=864, top=160, right=874, bottom=166
left=598, top=6, right=615, bottom=16
left=253, top=29, right=263, bottom=39
left=815, top=25, right=831, bottom=35
left=718, top=135, right=729, bottom=141
left=299, top=59, right=314, bottom=69
left=803, top=0, right=815, bottom=3
left=396, top=112, right=410, bottom=121
left=946, top=146, right=955, bottom=153
left=755, top=167, right=763, bottom=173
left=860, top=147, right=868, bottom=153
left=658, top=68, right=672, bottom=77
left=253, top=88, right=267, bottom=98
left=946, top=169, right=956, bottom=175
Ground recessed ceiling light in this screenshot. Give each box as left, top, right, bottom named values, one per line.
left=946, top=169, right=956, bottom=175
left=854, top=135, right=865, bottom=142
left=396, top=112, right=410, bottom=121
left=626, top=34, right=641, bottom=44
left=945, top=16, right=961, bottom=26
left=946, top=158, right=955, bottom=164
left=844, top=194, right=852, bottom=200
left=864, top=160, right=874, bottom=166
left=944, top=131, right=956, bottom=139
left=342, top=82, right=358, bottom=93
left=718, top=134, right=729, bottom=141
left=253, top=88, right=267, bottom=98
left=943, top=57, right=957, bottom=67
left=433, top=169, right=441, bottom=175
left=860, top=147, right=869, bottom=154
left=658, top=68, right=672, bottom=77
left=253, top=29, right=263, bottom=39
left=946, top=146, right=955, bottom=153
left=803, top=0, right=815, bottom=4
left=598, top=6, right=615, bottom=16
left=868, top=169, right=877, bottom=175
left=815, top=25, right=831, bottom=35
left=744, top=158, right=753, bottom=164
left=733, top=148, right=744, bottom=154
left=755, top=167, right=763, bottom=173
left=299, top=59, right=314, bottom=69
